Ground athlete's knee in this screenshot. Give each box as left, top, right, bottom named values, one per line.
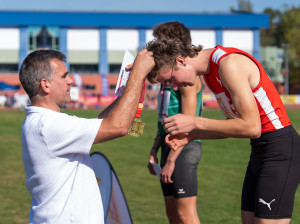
left=177, top=208, right=199, bottom=224
left=165, top=209, right=181, bottom=224
left=165, top=205, right=181, bottom=224
left=254, top=217, right=291, bottom=224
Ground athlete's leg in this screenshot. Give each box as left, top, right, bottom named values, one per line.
left=161, top=141, right=202, bottom=224
left=250, top=127, right=300, bottom=223
left=176, top=196, right=200, bottom=224
left=164, top=195, right=181, bottom=224
left=160, top=138, right=180, bottom=223
left=254, top=217, right=290, bottom=224
left=242, top=210, right=254, bottom=224
left=241, top=158, right=256, bottom=224
left=171, top=142, right=201, bottom=224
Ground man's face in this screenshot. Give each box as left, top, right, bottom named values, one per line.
left=156, top=62, right=196, bottom=90
left=49, top=59, right=73, bottom=107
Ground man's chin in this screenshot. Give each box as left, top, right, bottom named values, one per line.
left=58, top=100, right=69, bottom=108
left=59, top=104, right=67, bottom=109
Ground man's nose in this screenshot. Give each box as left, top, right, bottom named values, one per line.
left=67, top=76, right=74, bottom=85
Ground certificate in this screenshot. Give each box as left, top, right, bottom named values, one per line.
left=149, top=160, right=161, bottom=179
left=115, top=50, right=135, bottom=96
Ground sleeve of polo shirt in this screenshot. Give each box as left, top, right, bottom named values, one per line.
left=42, top=113, right=102, bottom=157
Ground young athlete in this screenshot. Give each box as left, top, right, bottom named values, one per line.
left=147, top=21, right=202, bottom=224
left=141, top=38, right=300, bottom=224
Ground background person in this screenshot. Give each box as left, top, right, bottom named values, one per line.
left=19, top=49, right=154, bottom=223
left=144, top=38, right=300, bottom=224
left=147, top=21, right=203, bottom=224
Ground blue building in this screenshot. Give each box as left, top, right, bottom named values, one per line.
left=0, top=11, right=269, bottom=95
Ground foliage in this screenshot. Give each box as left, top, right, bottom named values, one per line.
left=261, top=6, right=300, bottom=93
left=230, top=0, right=253, bottom=13
left=260, top=8, right=283, bottom=46
left=237, top=0, right=253, bottom=12
left=281, top=7, right=300, bottom=93
left=281, top=8, right=300, bottom=61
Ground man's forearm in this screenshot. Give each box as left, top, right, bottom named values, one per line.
left=96, top=49, right=154, bottom=142
left=109, top=71, right=145, bottom=130
left=98, top=97, right=120, bottom=119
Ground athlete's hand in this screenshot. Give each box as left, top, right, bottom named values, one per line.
left=165, top=133, right=191, bottom=151
left=163, top=114, right=196, bottom=136
left=148, top=155, right=159, bottom=175
left=160, top=160, right=175, bottom=184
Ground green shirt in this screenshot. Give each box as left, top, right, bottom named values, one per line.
left=157, top=84, right=203, bottom=140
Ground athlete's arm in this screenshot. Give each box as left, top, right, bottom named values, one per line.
left=180, top=76, right=200, bottom=115
left=160, top=78, right=200, bottom=183
left=160, top=144, right=184, bottom=184
left=216, top=54, right=261, bottom=138
left=163, top=54, right=261, bottom=140
left=148, top=132, right=161, bottom=175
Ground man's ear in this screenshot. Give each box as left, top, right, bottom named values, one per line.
left=175, top=56, right=186, bottom=67
left=40, top=78, right=51, bottom=94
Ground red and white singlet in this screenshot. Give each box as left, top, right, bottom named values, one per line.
left=204, top=45, right=291, bottom=133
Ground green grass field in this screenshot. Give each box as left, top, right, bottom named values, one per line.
left=0, top=108, right=299, bottom=223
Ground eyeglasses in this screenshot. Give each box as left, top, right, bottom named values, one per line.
left=164, top=60, right=175, bottom=86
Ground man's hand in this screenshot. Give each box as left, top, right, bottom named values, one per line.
left=127, top=49, right=155, bottom=79
left=163, top=114, right=196, bottom=136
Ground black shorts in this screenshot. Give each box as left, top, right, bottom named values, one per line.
left=241, top=125, right=300, bottom=219
left=160, top=136, right=202, bottom=198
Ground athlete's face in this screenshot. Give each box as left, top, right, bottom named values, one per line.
left=156, top=58, right=197, bottom=90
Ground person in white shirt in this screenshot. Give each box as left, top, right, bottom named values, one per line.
left=19, top=49, right=154, bottom=223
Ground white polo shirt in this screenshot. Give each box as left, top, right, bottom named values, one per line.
left=21, top=106, right=104, bottom=224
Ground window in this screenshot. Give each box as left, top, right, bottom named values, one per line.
left=70, top=64, right=98, bottom=73
left=29, top=26, right=59, bottom=51
left=0, top=64, right=18, bottom=73
left=109, top=64, right=122, bottom=74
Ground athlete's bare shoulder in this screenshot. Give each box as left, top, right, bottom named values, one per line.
left=219, top=53, right=260, bottom=89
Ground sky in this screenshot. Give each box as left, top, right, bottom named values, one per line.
left=0, top=0, right=299, bottom=14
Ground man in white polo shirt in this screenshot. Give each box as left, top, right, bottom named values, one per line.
left=19, top=49, right=154, bottom=223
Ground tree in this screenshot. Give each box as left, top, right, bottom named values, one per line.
left=260, top=6, right=300, bottom=93
left=260, top=8, right=283, bottom=46
left=230, top=0, right=253, bottom=13
left=238, top=0, right=253, bottom=12
left=280, top=7, right=300, bottom=93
